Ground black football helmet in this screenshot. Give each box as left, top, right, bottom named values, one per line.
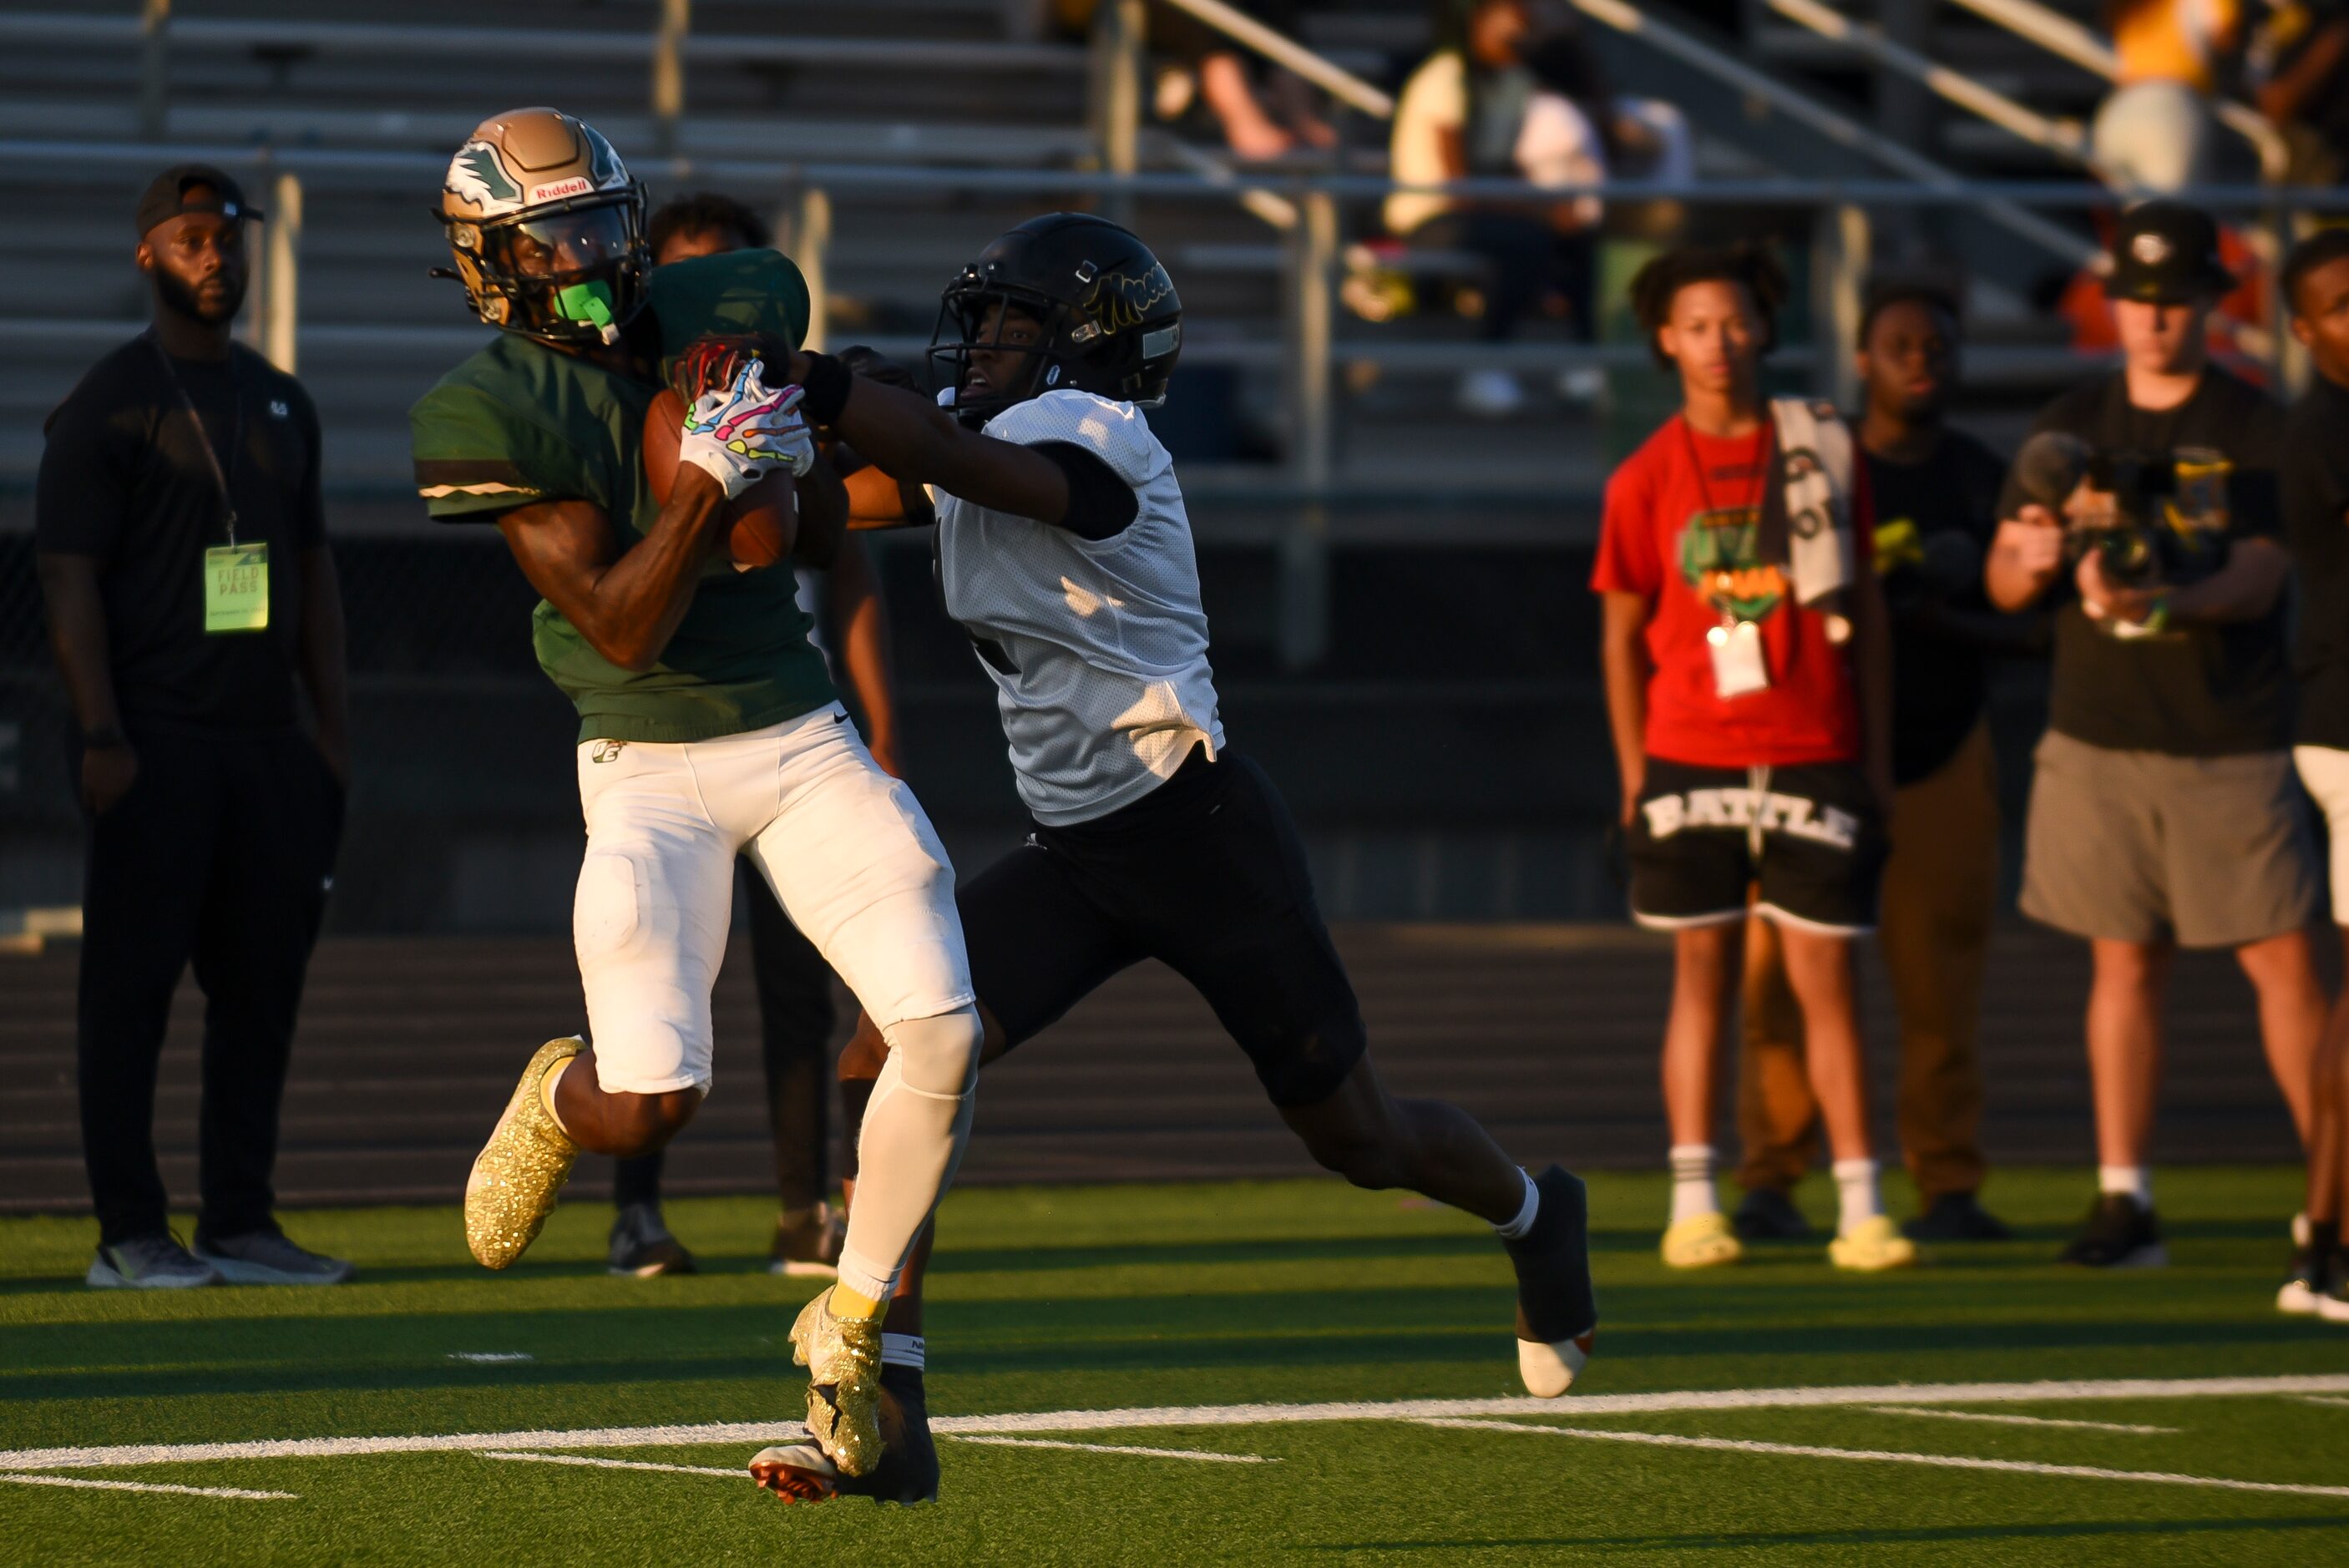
left=930, top=213, right=1182, bottom=425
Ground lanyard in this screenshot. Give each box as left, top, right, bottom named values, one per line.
left=1678, top=413, right=1769, bottom=520
left=147, top=333, right=241, bottom=545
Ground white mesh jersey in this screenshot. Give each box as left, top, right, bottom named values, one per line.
left=935, top=388, right=1224, bottom=826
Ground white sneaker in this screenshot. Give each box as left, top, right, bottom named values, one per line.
left=1455, top=367, right=1525, bottom=417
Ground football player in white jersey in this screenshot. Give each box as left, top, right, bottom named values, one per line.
left=757, top=215, right=1597, bottom=1504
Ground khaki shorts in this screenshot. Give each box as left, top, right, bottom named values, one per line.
left=2020, top=730, right=2316, bottom=949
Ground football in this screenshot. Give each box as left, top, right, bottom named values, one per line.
left=642, top=385, right=799, bottom=569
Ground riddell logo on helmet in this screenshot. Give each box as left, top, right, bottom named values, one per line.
left=529, top=176, right=595, bottom=204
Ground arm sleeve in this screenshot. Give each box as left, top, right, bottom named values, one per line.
left=1590, top=460, right=1658, bottom=596
left=981, top=391, right=1159, bottom=539
left=1030, top=443, right=1141, bottom=541
left=408, top=380, right=588, bottom=524
left=33, top=385, right=133, bottom=559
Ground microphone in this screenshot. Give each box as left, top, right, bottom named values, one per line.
left=2012, top=431, right=2091, bottom=511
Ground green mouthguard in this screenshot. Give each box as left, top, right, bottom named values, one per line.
left=555, top=281, right=616, bottom=333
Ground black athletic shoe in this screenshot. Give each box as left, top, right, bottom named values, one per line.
left=835, top=1363, right=940, bottom=1505
left=1903, top=1192, right=2013, bottom=1243
left=2058, top=1194, right=2166, bottom=1268
left=769, top=1201, right=846, bottom=1278
left=608, top=1203, right=696, bottom=1277
left=1732, top=1186, right=1813, bottom=1242
left=1503, top=1165, right=1597, bottom=1396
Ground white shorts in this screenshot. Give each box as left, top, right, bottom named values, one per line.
left=574, top=704, right=974, bottom=1095
left=2296, top=745, right=2349, bottom=923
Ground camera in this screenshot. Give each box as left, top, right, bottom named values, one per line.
left=2060, top=448, right=2231, bottom=591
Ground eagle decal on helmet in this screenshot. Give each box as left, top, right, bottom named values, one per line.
left=445, top=140, right=524, bottom=217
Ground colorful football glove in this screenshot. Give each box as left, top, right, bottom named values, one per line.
left=678, top=358, right=816, bottom=498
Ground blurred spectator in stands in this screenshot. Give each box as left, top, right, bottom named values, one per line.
left=2092, top=0, right=2244, bottom=192
left=1986, top=201, right=2323, bottom=1271
left=36, top=165, right=349, bottom=1290
left=1387, top=0, right=1608, bottom=416
left=2249, top=0, right=2349, bottom=185
left=1055, top=1, right=1337, bottom=161
left=1734, top=282, right=2036, bottom=1247
left=595, top=192, right=911, bottom=1278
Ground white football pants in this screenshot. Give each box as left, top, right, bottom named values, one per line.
left=573, top=704, right=980, bottom=1298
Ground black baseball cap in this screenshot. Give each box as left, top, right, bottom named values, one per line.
left=134, top=164, right=263, bottom=237
left=2103, top=200, right=2232, bottom=303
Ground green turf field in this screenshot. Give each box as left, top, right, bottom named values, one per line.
left=5, top=1166, right=2349, bottom=1565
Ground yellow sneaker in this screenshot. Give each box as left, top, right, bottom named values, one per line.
left=463, top=1037, right=581, bottom=1269
left=1829, top=1214, right=1919, bottom=1272
left=1660, top=1211, right=1743, bottom=1269
left=791, top=1290, right=884, bottom=1478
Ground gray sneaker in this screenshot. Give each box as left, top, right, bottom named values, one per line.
left=608, top=1203, right=696, bottom=1277
left=88, top=1232, right=220, bottom=1290
left=195, top=1229, right=355, bottom=1286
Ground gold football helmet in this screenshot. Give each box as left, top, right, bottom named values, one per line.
left=434, top=107, right=646, bottom=346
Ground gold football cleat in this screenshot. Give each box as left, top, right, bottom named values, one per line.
left=789, top=1290, right=884, bottom=1477
left=463, top=1037, right=583, bottom=1269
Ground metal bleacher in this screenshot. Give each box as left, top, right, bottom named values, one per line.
left=0, top=0, right=2154, bottom=527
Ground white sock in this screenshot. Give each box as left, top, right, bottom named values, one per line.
left=1668, top=1145, right=1718, bottom=1225
left=1833, top=1158, right=1883, bottom=1234
left=833, top=1008, right=982, bottom=1305
left=1493, top=1169, right=1541, bottom=1241
left=2098, top=1165, right=2153, bottom=1208
left=880, top=1333, right=926, bottom=1373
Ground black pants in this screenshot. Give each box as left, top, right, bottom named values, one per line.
left=77, top=727, right=342, bottom=1247
left=960, top=747, right=1367, bottom=1108
left=612, top=858, right=836, bottom=1210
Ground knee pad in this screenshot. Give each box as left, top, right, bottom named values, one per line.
left=878, top=1005, right=982, bottom=1098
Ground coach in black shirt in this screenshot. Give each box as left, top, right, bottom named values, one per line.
left=2280, top=228, right=2349, bottom=1313
left=1986, top=200, right=2326, bottom=1272
left=36, top=165, right=351, bottom=1289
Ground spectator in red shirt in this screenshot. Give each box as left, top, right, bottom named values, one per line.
left=1592, top=243, right=1909, bottom=1274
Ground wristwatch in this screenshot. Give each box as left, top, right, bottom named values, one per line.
left=83, top=726, right=127, bottom=751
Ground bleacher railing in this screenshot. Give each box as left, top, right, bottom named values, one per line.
left=10, top=138, right=2348, bottom=668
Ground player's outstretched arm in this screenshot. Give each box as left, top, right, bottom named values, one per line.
left=495, top=468, right=731, bottom=673
left=787, top=351, right=1074, bottom=526
left=792, top=453, right=849, bottom=569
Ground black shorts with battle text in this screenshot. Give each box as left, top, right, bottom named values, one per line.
left=1627, top=758, right=1886, bottom=934
left=957, top=747, right=1367, bottom=1108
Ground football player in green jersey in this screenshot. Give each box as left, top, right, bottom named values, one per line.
left=408, top=108, right=982, bottom=1500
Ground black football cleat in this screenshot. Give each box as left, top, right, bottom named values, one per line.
left=1504, top=1165, right=1597, bottom=1396
left=1903, top=1192, right=2013, bottom=1243
left=752, top=1364, right=937, bottom=1505
left=2058, top=1194, right=2167, bottom=1268
left=835, top=1364, right=939, bottom=1505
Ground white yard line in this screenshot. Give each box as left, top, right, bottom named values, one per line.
left=0, top=1471, right=296, bottom=1501
left=1414, top=1418, right=2349, bottom=1500
left=448, top=1353, right=534, bottom=1365
left=2291, top=1394, right=2349, bottom=1409
left=1860, top=1405, right=2178, bottom=1434
left=949, top=1436, right=1273, bottom=1464
left=479, top=1451, right=742, bottom=1479
left=6, top=1373, right=2348, bottom=1474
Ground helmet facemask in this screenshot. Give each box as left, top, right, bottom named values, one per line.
left=929, top=281, right=1078, bottom=426
left=444, top=189, right=647, bottom=347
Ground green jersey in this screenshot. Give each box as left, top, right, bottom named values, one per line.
left=408, top=248, right=833, bottom=744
